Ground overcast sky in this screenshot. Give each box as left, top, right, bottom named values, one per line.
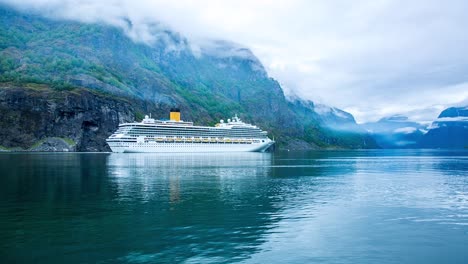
left=3, top=0, right=468, bottom=123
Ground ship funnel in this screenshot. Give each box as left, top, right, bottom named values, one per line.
left=170, top=108, right=181, bottom=121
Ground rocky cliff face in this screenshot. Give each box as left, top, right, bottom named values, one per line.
left=0, top=84, right=135, bottom=151
left=0, top=5, right=378, bottom=151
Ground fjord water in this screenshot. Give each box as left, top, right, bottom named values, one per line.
left=0, top=151, right=467, bottom=263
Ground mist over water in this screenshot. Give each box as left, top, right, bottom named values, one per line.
left=1, top=150, right=467, bottom=263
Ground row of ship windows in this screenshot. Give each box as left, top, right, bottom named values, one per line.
left=118, top=125, right=261, bottom=129
left=121, top=130, right=264, bottom=135
left=115, top=142, right=256, bottom=145
left=112, top=141, right=263, bottom=144
left=117, top=130, right=264, bottom=135
left=127, top=126, right=260, bottom=129
left=116, top=145, right=252, bottom=148
left=123, top=128, right=263, bottom=133
left=127, top=135, right=265, bottom=139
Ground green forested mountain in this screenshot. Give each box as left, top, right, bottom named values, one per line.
left=0, top=5, right=377, bottom=151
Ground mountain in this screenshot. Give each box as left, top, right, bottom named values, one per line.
left=362, top=115, right=426, bottom=148
left=0, top=83, right=137, bottom=151
left=312, top=103, right=361, bottom=131
left=0, top=5, right=377, bottom=151
left=287, top=97, right=377, bottom=149
left=419, top=107, right=468, bottom=148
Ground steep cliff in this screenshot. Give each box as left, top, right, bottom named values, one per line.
left=0, top=84, right=137, bottom=151
left=0, top=5, right=376, bottom=151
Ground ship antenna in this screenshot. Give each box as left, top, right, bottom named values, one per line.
left=150, top=113, right=151, bottom=118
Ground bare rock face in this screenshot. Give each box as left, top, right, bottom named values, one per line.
left=0, top=5, right=379, bottom=151
left=0, top=85, right=135, bottom=151
left=28, top=137, right=76, bottom=152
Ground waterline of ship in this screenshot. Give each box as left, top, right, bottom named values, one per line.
left=106, top=109, right=275, bottom=153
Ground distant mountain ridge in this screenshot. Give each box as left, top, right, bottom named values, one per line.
left=286, top=97, right=376, bottom=149
left=362, top=107, right=468, bottom=149
left=419, top=107, right=468, bottom=148
left=362, top=115, right=426, bottom=148
left=0, top=5, right=377, bottom=151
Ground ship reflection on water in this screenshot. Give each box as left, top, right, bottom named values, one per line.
left=102, top=152, right=359, bottom=263
left=0, top=151, right=360, bottom=263
left=2, top=150, right=466, bottom=263
left=105, top=152, right=278, bottom=262
left=107, top=152, right=273, bottom=202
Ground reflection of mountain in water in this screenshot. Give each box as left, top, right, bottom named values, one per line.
left=0, top=152, right=362, bottom=263
left=1, top=153, right=279, bottom=263
left=105, top=152, right=278, bottom=262
left=1, top=151, right=360, bottom=263
left=2, top=151, right=468, bottom=263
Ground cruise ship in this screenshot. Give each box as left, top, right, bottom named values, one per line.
left=106, top=109, right=275, bottom=153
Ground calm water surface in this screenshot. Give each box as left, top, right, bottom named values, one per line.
left=0, top=150, right=467, bottom=263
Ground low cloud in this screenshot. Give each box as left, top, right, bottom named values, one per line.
left=394, top=127, right=418, bottom=134
left=435, top=117, right=468, bottom=122
left=2, top=0, right=468, bottom=123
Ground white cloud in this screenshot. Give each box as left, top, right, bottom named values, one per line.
left=2, top=0, right=468, bottom=123
left=435, top=117, right=468, bottom=122
left=394, top=127, right=418, bottom=134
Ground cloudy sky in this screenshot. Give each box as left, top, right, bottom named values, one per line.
left=3, top=0, right=468, bottom=123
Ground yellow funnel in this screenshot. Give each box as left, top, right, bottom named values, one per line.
left=170, top=108, right=180, bottom=121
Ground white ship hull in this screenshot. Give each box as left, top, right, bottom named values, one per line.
left=108, top=141, right=274, bottom=153
left=106, top=111, right=275, bottom=153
